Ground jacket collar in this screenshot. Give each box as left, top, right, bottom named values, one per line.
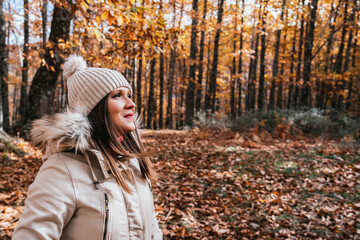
left=30, top=107, right=92, bottom=157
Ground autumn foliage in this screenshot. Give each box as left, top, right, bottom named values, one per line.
left=1, top=0, right=359, bottom=132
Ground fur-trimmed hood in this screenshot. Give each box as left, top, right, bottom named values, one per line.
left=30, top=107, right=92, bottom=157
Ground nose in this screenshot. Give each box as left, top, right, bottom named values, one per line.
left=126, top=98, right=136, bottom=109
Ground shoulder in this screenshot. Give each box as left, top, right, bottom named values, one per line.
left=38, top=153, right=70, bottom=174
left=44, top=152, right=88, bottom=168
left=38, top=152, right=90, bottom=183
left=28, top=153, right=78, bottom=202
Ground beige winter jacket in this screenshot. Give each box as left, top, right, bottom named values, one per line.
left=12, top=110, right=163, bottom=240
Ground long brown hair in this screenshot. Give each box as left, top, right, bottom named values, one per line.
left=88, top=95, right=156, bottom=193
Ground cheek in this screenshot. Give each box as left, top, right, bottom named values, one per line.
left=108, top=100, right=124, bottom=116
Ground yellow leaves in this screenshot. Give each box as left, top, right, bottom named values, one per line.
left=101, top=11, right=109, bottom=21
left=88, top=27, right=105, bottom=41
left=57, top=39, right=71, bottom=51
left=144, top=39, right=152, bottom=49
left=95, top=10, right=116, bottom=26
left=81, top=0, right=89, bottom=10
left=49, top=50, right=54, bottom=58
left=117, top=15, right=124, bottom=26
left=108, top=0, right=121, bottom=7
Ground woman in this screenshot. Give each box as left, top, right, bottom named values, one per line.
left=13, top=55, right=163, bottom=240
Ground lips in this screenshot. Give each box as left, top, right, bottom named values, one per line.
left=124, top=113, right=133, bottom=119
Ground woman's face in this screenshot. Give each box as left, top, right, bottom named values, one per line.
left=107, top=87, right=136, bottom=135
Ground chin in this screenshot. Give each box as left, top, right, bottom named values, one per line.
left=121, top=125, right=136, bottom=134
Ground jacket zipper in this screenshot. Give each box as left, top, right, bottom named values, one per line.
left=103, top=193, right=109, bottom=240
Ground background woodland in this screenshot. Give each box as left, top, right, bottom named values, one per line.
left=0, top=0, right=359, bottom=135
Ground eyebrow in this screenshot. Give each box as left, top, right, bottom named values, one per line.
left=111, top=88, right=130, bottom=95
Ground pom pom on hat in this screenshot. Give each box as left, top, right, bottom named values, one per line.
left=63, top=55, right=87, bottom=80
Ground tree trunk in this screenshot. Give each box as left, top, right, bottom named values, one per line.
left=131, top=57, right=136, bottom=104
left=237, top=0, right=244, bottom=116
left=269, top=0, right=286, bottom=111
left=25, top=2, right=72, bottom=125
left=249, top=32, right=259, bottom=111
left=205, top=31, right=211, bottom=109
left=322, top=0, right=339, bottom=108
left=159, top=51, right=164, bottom=129
left=246, top=29, right=255, bottom=113
left=166, top=0, right=178, bottom=129
left=288, top=17, right=297, bottom=109
left=196, top=0, right=207, bottom=113
left=294, top=0, right=305, bottom=109
left=343, top=0, right=356, bottom=74
left=136, top=0, right=145, bottom=118
left=147, top=58, right=156, bottom=129
left=157, top=0, right=164, bottom=129
left=300, top=0, right=318, bottom=107
left=153, top=72, right=158, bottom=130
left=346, top=16, right=358, bottom=111
left=317, top=0, right=335, bottom=108
left=179, top=59, right=187, bottom=127
left=247, top=2, right=262, bottom=112
left=336, top=0, right=350, bottom=111
left=142, top=59, right=150, bottom=121
left=277, top=8, right=288, bottom=110
left=136, top=55, right=143, bottom=117
left=185, top=0, right=199, bottom=127
left=166, top=49, right=175, bottom=129
left=42, top=0, right=47, bottom=49
left=146, top=57, right=156, bottom=129
left=230, top=0, right=238, bottom=118
left=13, top=85, right=18, bottom=124
left=0, top=0, right=10, bottom=133
left=258, top=0, right=268, bottom=112
left=205, top=0, right=225, bottom=114
left=19, top=0, right=29, bottom=125
left=277, top=31, right=287, bottom=109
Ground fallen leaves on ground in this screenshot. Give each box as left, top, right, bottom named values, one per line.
left=1, top=129, right=359, bottom=239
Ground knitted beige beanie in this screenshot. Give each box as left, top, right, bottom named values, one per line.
left=63, top=55, right=132, bottom=115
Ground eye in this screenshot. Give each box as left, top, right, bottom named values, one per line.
left=127, top=93, right=132, bottom=99
left=112, top=93, right=121, bottom=98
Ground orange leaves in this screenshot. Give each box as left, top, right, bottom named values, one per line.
left=69, top=0, right=167, bottom=61
left=1, top=129, right=359, bottom=238
left=0, top=139, right=43, bottom=238
left=100, top=11, right=109, bottom=21
left=144, top=129, right=360, bottom=238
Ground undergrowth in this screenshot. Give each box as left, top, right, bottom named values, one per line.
left=195, top=108, right=360, bottom=141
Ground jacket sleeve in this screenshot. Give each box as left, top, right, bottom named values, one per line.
left=151, top=204, right=163, bottom=240
left=12, top=155, right=76, bottom=240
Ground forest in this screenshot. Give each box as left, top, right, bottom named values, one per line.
left=0, top=0, right=358, bottom=131
left=0, top=0, right=359, bottom=239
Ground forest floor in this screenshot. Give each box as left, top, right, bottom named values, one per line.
left=0, top=128, right=359, bottom=239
